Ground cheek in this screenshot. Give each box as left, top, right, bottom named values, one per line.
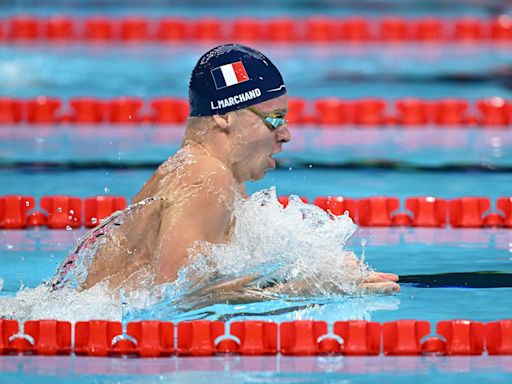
left=249, top=136, right=273, bottom=159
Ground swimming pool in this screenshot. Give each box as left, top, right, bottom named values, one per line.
left=1, top=1, right=512, bottom=382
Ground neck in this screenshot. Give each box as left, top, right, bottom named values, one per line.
left=182, top=131, right=244, bottom=182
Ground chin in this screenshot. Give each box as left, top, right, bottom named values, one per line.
left=250, top=169, right=266, bottom=181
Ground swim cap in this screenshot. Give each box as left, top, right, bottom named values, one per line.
left=188, top=44, right=287, bottom=116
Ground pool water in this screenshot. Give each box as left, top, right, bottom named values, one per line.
left=2, top=0, right=512, bottom=382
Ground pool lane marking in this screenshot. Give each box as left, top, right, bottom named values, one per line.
left=399, top=271, right=512, bottom=288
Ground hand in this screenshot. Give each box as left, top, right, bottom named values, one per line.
left=360, top=271, right=400, bottom=294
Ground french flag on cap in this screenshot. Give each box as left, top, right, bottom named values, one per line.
left=211, top=61, right=250, bottom=89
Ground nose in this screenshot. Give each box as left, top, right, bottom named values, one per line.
left=276, top=124, right=291, bottom=143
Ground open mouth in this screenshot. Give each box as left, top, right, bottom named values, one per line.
left=268, top=155, right=276, bottom=169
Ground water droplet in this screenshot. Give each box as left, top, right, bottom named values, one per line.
left=57, top=207, right=62, bottom=213
left=6, top=244, right=13, bottom=250
left=308, top=164, right=313, bottom=168
left=25, top=201, right=30, bottom=207
left=65, top=225, right=72, bottom=231
left=104, top=187, right=110, bottom=193
left=288, top=167, right=293, bottom=171
left=69, top=210, right=74, bottom=215
left=91, top=217, right=97, bottom=224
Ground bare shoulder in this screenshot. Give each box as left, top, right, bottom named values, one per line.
left=154, top=152, right=238, bottom=208
left=135, top=150, right=236, bottom=203
left=182, top=154, right=235, bottom=187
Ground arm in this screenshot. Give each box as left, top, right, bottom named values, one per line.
left=264, top=251, right=400, bottom=296
left=153, top=162, right=236, bottom=284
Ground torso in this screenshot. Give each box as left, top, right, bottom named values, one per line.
left=75, top=145, right=239, bottom=290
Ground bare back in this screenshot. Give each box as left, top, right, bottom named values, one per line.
left=66, top=145, right=238, bottom=291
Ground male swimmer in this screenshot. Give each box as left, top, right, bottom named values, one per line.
left=51, top=44, right=399, bottom=296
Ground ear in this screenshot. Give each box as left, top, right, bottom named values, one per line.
left=212, top=114, right=229, bottom=132
left=212, top=112, right=236, bottom=133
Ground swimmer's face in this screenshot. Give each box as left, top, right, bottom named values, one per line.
left=229, top=93, right=291, bottom=182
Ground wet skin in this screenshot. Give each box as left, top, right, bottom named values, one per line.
left=81, top=93, right=400, bottom=295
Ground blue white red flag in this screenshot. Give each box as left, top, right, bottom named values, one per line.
left=211, top=61, right=250, bottom=89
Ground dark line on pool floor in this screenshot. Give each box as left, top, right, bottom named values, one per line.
left=400, top=271, right=512, bottom=288
left=2, top=161, right=512, bottom=173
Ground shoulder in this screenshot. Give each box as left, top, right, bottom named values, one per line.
left=181, top=154, right=235, bottom=190
left=157, top=152, right=237, bottom=207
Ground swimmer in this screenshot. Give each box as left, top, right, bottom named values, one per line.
left=51, top=44, right=399, bottom=296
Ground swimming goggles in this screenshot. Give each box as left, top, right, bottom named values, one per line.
left=247, top=106, right=288, bottom=131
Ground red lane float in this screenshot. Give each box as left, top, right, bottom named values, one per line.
left=223, top=321, right=278, bottom=355
left=84, top=196, right=126, bottom=228
left=340, top=18, right=371, bottom=41
left=383, top=320, right=431, bottom=355
left=454, top=18, right=483, bottom=41
left=193, top=18, right=222, bottom=41
left=405, top=197, right=447, bottom=227
left=396, top=98, right=431, bottom=125
left=23, top=320, right=72, bottom=355
left=486, top=320, right=512, bottom=355
left=497, top=197, right=512, bottom=227
left=0, top=98, right=23, bottom=123
left=0, top=195, right=35, bottom=229
left=157, top=18, right=189, bottom=41
left=380, top=18, right=410, bottom=42
left=8, top=16, right=40, bottom=40
left=150, top=97, right=189, bottom=124
left=334, top=321, right=381, bottom=355
left=1, top=319, right=511, bottom=356
left=354, top=99, right=387, bottom=125
left=313, top=196, right=357, bottom=218
left=280, top=321, right=329, bottom=355
left=46, top=16, right=75, bottom=40
left=437, top=320, right=485, bottom=355
left=231, top=18, right=266, bottom=42
left=358, top=197, right=400, bottom=227
left=1, top=16, right=511, bottom=43
left=477, top=97, right=511, bottom=126
left=69, top=98, right=106, bottom=123
left=3, top=195, right=512, bottom=229
left=415, top=18, right=444, bottom=41
left=75, top=320, right=124, bottom=356
left=84, top=17, right=113, bottom=41
left=314, top=98, right=352, bottom=125
left=448, top=197, right=497, bottom=228
left=126, top=321, right=174, bottom=357
left=491, top=16, right=512, bottom=41
left=26, top=97, right=62, bottom=124
left=0, top=320, right=19, bottom=354
left=305, top=17, right=337, bottom=42
left=434, top=99, right=470, bottom=125
left=0, top=96, right=510, bottom=126
left=177, top=320, right=224, bottom=356
left=287, top=98, right=308, bottom=124
left=120, top=18, right=149, bottom=41
left=108, top=97, right=144, bottom=123
left=40, top=196, right=82, bottom=229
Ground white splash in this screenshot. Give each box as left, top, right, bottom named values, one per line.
left=0, top=284, right=120, bottom=323
left=0, top=187, right=373, bottom=322
left=167, top=187, right=369, bottom=306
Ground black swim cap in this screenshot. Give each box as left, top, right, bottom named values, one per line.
left=188, top=44, right=287, bottom=116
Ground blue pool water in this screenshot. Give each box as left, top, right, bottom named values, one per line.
left=2, top=0, right=512, bottom=382
left=1, top=45, right=511, bottom=99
